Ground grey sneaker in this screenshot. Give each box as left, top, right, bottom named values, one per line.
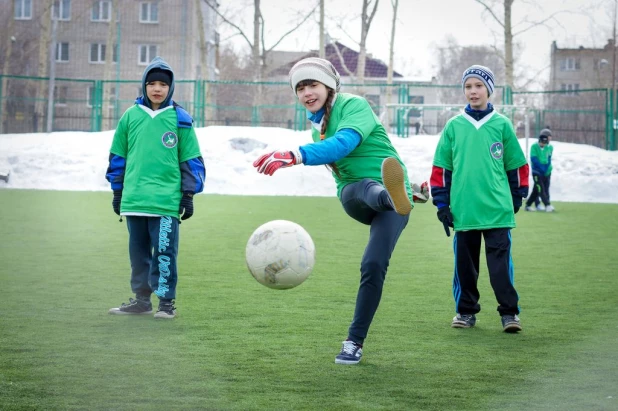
left=501, top=315, right=522, bottom=333
left=335, top=340, right=363, bottom=365
left=451, top=313, right=477, bottom=328
left=381, top=157, right=412, bottom=216
left=109, top=298, right=153, bottom=315
left=525, top=206, right=536, bottom=212
left=154, top=301, right=177, bottom=319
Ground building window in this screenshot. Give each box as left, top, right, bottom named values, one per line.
left=140, top=2, right=158, bottom=23
left=54, top=86, right=68, bottom=106
left=14, top=0, right=32, bottom=19
left=138, top=45, right=157, bottom=65
left=90, top=43, right=117, bottom=63
left=91, top=1, right=111, bottom=22
left=52, top=0, right=71, bottom=20
left=560, top=83, right=580, bottom=95
left=560, top=57, right=580, bottom=71
left=56, top=42, right=69, bottom=62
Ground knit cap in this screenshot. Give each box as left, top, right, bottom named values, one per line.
left=540, top=128, right=552, bottom=137
left=146, top=68, right=172, bottom=86
left=461, top=65, right=495, bottom=96
left=289, top=57, right=340, bottom=92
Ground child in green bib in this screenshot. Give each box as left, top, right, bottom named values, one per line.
left=253, top=57, right=429, bottom=364
left=430, top=65, right=529, bottom=333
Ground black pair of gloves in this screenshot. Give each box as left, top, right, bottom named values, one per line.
left=112, top=190, right=194, bottom=220
left=436, top=196, right=522, bottom=237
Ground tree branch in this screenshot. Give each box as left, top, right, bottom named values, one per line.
left=474, top=0, right=505, bottom=28
left=202, top=0, right=253, bottom=49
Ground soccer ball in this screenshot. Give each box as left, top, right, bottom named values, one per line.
left=245, top=220, right=315, bottom=290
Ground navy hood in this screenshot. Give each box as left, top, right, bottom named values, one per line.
left=141, top=56, right=175, bottom=109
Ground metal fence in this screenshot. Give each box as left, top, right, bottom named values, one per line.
left=0, top=75, right=615, bottom=150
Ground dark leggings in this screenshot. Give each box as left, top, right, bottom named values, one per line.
left=340, top=179, right=409, bottom=345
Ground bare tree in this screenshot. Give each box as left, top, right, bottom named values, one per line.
left=102, top=0, right=118, bottom=131
left=383, top=0, right=398, bottom=128
left=474, top=0, right=565, bottom=89
left=355, top=0, right=380, bottom=85
left=203, top=0, right=317, bottom=81
left=34, top=0, right=53, bottom=132
left=0, top=0, right=15, bottom=133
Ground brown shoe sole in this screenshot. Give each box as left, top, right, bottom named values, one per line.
left=381, top=157, right=412, bottom=215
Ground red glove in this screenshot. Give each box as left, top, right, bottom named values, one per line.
left=253, top=149, right=303, bottom=176
left=411, top=181, right=430, bottom=203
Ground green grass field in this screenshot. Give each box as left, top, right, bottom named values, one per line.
left=1, top=189, right=617, bottom=410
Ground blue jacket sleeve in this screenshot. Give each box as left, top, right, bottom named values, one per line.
left=180, top=156, right=205, bottom=194
left=105, top=153, right=125, bottom=191
left=530, top=156, right=548, bottom=175
left=298, top=129, right=361, bottom=165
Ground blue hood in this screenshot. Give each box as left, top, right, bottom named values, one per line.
left=141, top=56, right=175, bottom=109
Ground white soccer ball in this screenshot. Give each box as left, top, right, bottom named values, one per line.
left=246, top=220, right=316, bottom=290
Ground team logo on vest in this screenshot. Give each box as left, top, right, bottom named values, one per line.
left=161, top=131, right=178, bottom=148
left=490, top=142, right=503, bottom=159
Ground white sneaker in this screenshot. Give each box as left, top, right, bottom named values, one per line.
left=545, top=205, right=555, bottom=212
left=536, top=204, right=545, bottom=211
left=525, top=206, right=536, bottom=212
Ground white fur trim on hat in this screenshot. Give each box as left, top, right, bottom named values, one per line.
left=462, top=65, right=495, bottom=96
left=289, top=57, right=341, bottom=92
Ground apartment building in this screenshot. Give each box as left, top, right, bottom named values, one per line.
left=2, top=0, right=218, bottom=132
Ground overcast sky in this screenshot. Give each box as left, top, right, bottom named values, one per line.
left=219, top=0, right=614, bottom=88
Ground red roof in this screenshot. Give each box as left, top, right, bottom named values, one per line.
left=269, top=41, right=402, bottom=79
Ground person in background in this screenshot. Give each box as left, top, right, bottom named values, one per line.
left=431, top=65, right=529, bottom=333
left=533, top=127, right=554, bottom=210
left=253, top=57, right=429, bottom=364
left=525, top=129, right=554, bottom=212
left=105, top=56, right=205, bottom=319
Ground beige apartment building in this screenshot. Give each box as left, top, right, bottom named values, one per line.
left=2, top=0, right=218, bottom=132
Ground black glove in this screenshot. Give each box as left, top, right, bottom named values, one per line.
left=112, top=190, right=122, bottom=215
left=178, top=193, right=194, bottom=221
left=513, top=195, right=522, bottom=214
left=437, top=206, right=454, bottom=237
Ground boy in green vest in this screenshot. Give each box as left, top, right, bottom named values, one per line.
left=430, top=65, right=530, bottom=333
left=105, top=56, right=205, bottom=319
left=527, top=128, right=554, bottom=212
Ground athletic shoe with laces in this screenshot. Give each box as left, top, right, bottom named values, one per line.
left=525, top=206, right=536, bottom=212
left=545, top=205, right=555, bottom=212
left=108, top=297, right=153, bottom=315
left=451, top=313, right=477, bottom=328
left=154, top=300, right=177, bottom=319
left=335, top=340, right=363, bottom=365
left=381, top=157, right=412, bottom=216
left=501, top=314, right=522, bottom=333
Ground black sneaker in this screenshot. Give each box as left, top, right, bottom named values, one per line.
left=501, top=314, right=522, bottom=333
left=109, top=298, right=153, bottom=315
left=451, top=313, right=477, bottom=328
left=335, top=340, right=363, bottom=365
left=154, top=300, right=177, bottom=319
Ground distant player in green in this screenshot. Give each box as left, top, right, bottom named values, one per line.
left=526, top=128, right=555, bottom=212
left=252, top=57, right=429, bottom=364
left=105, top=56, right=205, bottom=319
left=430, top=65, right=530, bottom=332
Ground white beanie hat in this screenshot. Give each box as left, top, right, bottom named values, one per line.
left=289, top=57, right=341, bottom=93
left=461, top=65, right=495, bottom=96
